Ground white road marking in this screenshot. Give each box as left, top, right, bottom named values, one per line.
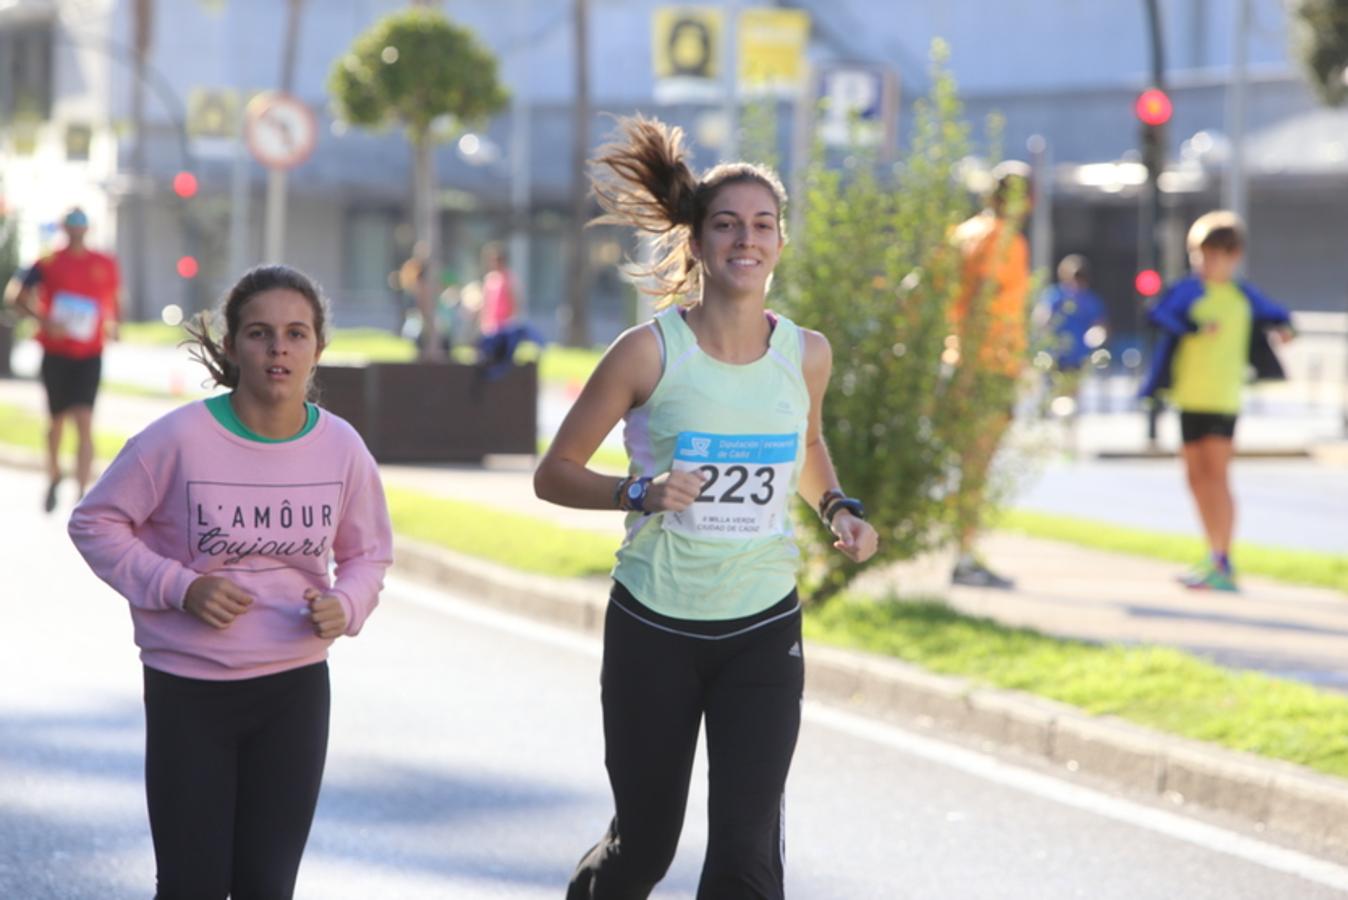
left=386, top=573, right=1348, bottom=893
left=804, top=702, right=1348, bottom=893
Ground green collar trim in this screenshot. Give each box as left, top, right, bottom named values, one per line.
left=205, top=393, right=319, bottom=443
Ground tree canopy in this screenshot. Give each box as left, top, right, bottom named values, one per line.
left=1291, top=0, right=1348, bottom=106
left=328, top=7, right=509, bottom=137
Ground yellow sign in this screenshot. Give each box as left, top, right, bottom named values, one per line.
left=653, top=7, right=723, bottom=81
left=10, top=119, right=38, bottom=157
left=187, top=88, right=241, bottom=139
left=738, top=9, right=809, bottom=96
left=65, top=123, right=92, bottom=161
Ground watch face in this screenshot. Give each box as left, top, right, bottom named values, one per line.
left=627, top=482, right=645, bottom=500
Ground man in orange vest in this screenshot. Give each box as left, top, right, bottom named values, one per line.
left=947, top=162, right=1031, bottom=589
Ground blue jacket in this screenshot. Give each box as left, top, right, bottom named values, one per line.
left=1139, top=276, right=1291, bottom=399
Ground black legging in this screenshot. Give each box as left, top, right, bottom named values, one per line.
left=568, top=583, right=804, bottom=900
left=142, top=662, right=330, bottom=900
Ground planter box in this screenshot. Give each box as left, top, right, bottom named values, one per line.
left=316, top=361, right=537, bottom=462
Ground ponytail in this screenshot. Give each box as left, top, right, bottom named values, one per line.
left=590, top=115, right=787, bottom=307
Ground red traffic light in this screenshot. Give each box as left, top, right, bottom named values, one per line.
left=1135, top=88, right=1172, bottom=127
left=172, top=171, right=198, bottom=199
left=177, top=255, right=200, bottom=279
left=1135, top=269, right=1163, bottom=297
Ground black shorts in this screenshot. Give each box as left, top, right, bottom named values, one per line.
left=40, top=353, right=102, bottom=416
left=1180, top=410, right=1237, bottom=444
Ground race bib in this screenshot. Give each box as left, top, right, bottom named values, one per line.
left=50, top=291, right=101, bottom=342
left=663, top=432, right=798, bottom=541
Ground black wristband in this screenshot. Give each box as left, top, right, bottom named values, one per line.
left=824, top=497, right=866, bottom=526
left=817, top=488, right=845, bottom=521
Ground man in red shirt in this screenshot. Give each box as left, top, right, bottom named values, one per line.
left=16, top=208, right=121, bottom=511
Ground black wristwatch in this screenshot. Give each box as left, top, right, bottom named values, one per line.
left=621, top=476, right=653, bottom=513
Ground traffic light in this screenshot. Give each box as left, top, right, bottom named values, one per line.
left=177, top=255, right=199, bottom=279
left=1135, top=269, right=1163, bottom=298
left=1134, top=88, right=1172, bottom=127
left=172, top=171, right=198, bottom=199
left=1136, top=87, right=1171, bottom=182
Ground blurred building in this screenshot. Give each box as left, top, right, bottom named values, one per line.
left=1, top=0, right=1344, bottom=343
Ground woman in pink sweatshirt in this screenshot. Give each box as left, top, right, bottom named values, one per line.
left=68, top=264, right=393, bottom=899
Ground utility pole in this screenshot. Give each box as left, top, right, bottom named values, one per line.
left=1140, top=0, right=1168, bottom=447
left=563, top=0, right=590, bottom=347
left=128, top=0, right=152, bottom=321
left=1224, top=0, right=1250, bottom=230
left=509, top=0, right=532, bottom=314
left=722, top=0, right=739, bottom=160
left=264, top=0, right=305, bottom=263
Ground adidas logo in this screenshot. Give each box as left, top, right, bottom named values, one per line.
left=787, top=641, right=802, bottom=658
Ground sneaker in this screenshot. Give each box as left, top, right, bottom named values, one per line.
left=43, top=481, right=59, bottom=514
left=1180, top=562, right=1238, bottom=593
left=952, top=559, right=1016, bottom=590
left=1176, top=563, right=1207, bottom=588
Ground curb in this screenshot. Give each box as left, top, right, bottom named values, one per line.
left=393, top=535, right=1348, bottom=858
left=1094, top=448, right=1311, bottom=460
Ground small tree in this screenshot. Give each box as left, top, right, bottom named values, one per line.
left=1291, top=0, right=1348, bottom=106
left=329, top=8, right=508, bottom=358
left=775, top=42, right=1028, bottom=603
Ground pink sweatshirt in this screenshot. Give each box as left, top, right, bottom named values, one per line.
left=69, top=401, right=393, bottom=680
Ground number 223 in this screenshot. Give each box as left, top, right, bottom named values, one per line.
left=693, top=465, right=776, bottom=505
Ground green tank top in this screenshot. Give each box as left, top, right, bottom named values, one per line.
left=612, top=308, right=811, bottom=620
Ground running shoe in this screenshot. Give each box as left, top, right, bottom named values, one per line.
left=1180, top=562, right=1238, bottom=593
left=951, top=559, right=1016, bottom=590
left=43, top=481, right=59, bottom=513
left=1176, top=563, right=1207, bottom=588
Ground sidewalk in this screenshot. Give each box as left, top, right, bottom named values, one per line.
left=4, top=373, right=1348, bottom=856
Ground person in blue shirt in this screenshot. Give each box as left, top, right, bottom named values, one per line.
left=1035, top=255, right=1107, bottom=451
left=1039, top=254, right=1106, bottom=373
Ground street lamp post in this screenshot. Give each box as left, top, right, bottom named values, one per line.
left=1140, top=0, right=1168, bottom=447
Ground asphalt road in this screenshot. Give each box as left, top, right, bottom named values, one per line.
left=3, top=466, right=1348, bottom=898
left=1015, top=456, right=1348, bottom=556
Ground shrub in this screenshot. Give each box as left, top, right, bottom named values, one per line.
left=775, top=42, right=1034, bottom=602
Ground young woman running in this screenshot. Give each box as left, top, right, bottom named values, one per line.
left=68, top=265, right=393, bottom=899
left=535, top=116, right=878, bottom=899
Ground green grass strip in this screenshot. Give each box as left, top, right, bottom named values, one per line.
left=0, top=402, right=130, bottom=461
left=385, top=486, right=617, bottom=579
left=804, top=594, right=1348, bottom=778
left=537, top=345, right=602, bottom=387
left=1000, top=508, right=1348, bottom=594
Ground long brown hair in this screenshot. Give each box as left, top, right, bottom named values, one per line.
left=185, top=264, right=329, bottom=397
left=590, top=115, right=787, bottom=307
